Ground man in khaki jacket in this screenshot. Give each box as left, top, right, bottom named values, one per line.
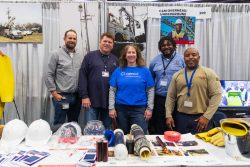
left=165, top=47, right=222, bottom=134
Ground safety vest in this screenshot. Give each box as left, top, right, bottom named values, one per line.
left=0, top=53, right=15, bottom=118
left=225, top=90, right=242, bottom=106
left=240, top=89, right=247, bottom=102
left=172, top=30, right=185, bottom=40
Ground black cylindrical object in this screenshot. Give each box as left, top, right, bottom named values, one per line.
left=126, top=138, right=134, bottom=154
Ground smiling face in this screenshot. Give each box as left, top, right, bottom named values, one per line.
left=64, top=31, right=77, bottom=51
left=175, top=23, right=182, bottom=32
left=160, top=40, right=175, bottom=58
left=99, top=36, right=114, bottom=55
left=126, top=46, right=137, bottom=66
left=184, top=47, right=200, bottom=70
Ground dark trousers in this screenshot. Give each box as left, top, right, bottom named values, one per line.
left=52, top=92, right=81, bottom=125
left=149, top=95, right=169, bottom=134
left=174, top=111, right=226, bottom=134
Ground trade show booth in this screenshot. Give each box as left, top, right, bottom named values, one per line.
left=1, top=1, right=250, bottom=166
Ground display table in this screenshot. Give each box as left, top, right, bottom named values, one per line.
left=97, top=134, right=250, bottom=167
left=1, top=134, right=249, bottom=167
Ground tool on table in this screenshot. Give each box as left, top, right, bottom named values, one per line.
left=156, top=136, right=169, bottom=154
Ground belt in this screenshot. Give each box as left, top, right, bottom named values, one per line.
left=176, top=111, right=203, bottom=116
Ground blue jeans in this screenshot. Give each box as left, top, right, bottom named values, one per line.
left=85, top=107, right=111, bottom=129
left=115, top=104, right=148, bottom=135
left=52, top=93, right=81, bottom=125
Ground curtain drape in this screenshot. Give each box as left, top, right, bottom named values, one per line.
left=1, top=2, right=60, bottom=125
left=209, top=4, right=250, bottom=80
left=41, top=2, right=60, bottom=125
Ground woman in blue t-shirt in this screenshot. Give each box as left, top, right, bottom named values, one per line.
left=109, top=44, right=155, bottom=134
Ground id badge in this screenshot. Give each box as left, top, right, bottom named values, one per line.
left=62, top=103, right=69, bottom=109
left=160, top=79, right=167, bottom=86
left=184, top=100, right=193, bottom=107
left=102, top=71, right=109, bottom=77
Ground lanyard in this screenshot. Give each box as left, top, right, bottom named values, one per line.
left=185, top=66, right=198, bottom=96
left=101, top=55, right=109, bottom=71
left=161, top=52, right=176, bottom=76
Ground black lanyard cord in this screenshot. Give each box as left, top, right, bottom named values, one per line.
left=101, top=55, right=109, bottom=71
left=161, top=52, right=176, bottom=75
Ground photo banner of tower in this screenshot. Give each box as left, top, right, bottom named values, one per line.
left=107, top=5, right=147, bottom=58
left=0, top=3, right=43, bottom=43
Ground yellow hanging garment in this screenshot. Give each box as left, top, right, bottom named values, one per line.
left=0, top=51, right=15, bottom=118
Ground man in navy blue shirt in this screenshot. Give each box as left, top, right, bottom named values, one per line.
left=78, top=32, right=118, bottom=129
left=149, top=36, right=184, bottom=134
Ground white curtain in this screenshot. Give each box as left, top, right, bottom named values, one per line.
left=41, top=2, right=60, bottom=125
left=209, top=4, right=250, bottom=80
left=1, top=2, right=60, bottom=125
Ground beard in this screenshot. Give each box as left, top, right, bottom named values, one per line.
left=162, top=49, right=174, bottom=58
left=65, top=42, right=76, bottom=50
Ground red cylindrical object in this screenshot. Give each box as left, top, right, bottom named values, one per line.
left=164, top=131, right=181, bottom=142
left=102, top=140, right=108, bottom=162
left=96, top=140, right=103, bottom=162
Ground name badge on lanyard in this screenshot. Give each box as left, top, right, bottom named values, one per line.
left=184, top=100, right=193, bottom=107
left=102, top=71, right=109, bottom=77
left=160, top=78, right=168, bottom=86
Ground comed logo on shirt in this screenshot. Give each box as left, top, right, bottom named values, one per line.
left=121, top=72, right=140, bottom=78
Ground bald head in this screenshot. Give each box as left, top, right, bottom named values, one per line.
left=184, top=47, right=200, bottom=70
left=184, top=47, right=199, bottom=56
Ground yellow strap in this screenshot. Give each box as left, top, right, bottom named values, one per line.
left=172, top=30, right=185, bottom=40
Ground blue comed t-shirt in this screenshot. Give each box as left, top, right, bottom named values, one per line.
left=109, top=66, right=154, bottom=106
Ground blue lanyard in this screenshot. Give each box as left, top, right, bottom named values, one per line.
left=185, top=66, right=198, bottom=96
